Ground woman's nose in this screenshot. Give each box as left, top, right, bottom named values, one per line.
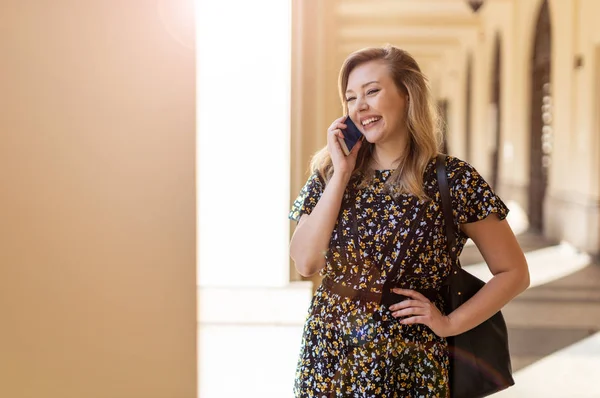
left=357, top=97, right=369, bottom=111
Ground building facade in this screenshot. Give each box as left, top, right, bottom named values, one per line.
left=291, top=0, right=600, bottom=279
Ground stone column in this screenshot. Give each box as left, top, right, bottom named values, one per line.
left=290, top=0, right=338, bottom=289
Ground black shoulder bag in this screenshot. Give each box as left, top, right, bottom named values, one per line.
left=436, top=154, right=515, bottom=398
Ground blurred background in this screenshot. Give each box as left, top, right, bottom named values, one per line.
left=2, top=0, right=600, bottom=397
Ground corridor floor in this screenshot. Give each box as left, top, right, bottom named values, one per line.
left=199, top=233, right=600, bottom=397
left=461, top=233, right=600, bottom=397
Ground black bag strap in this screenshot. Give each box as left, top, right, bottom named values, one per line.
left=435, top=154, right=459, bottom=269
left=382, top=155, right=460, bottom=295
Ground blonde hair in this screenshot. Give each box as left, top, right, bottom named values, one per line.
left=310, top=45, right=442, bottom=198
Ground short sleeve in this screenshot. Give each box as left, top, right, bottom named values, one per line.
left=288, top=171, right=325, bottom=222
left=448, top=157, right=509, bottom=225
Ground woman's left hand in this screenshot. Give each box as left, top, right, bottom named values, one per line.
left=388, top=288, right=456, bottom=338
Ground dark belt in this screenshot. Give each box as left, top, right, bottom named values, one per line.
left=322, top=277, right=440, bottom=308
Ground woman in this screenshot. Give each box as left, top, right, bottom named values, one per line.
left=289, top=45, right=530, bottom=397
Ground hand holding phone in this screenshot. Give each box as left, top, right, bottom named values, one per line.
left=337, top=116, right=364, bottom=156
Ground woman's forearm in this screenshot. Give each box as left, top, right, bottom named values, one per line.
left=290, top=172, right=351, bottom=277
left=446, top=266, right=530, bottom=336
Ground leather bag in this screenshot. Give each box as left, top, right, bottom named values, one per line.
left=436, top=154, right=515, bottom=398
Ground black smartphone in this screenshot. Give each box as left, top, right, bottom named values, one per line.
left=338, top=116, right=363, bottom=156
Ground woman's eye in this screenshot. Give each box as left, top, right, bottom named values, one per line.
left=367, top=89, right=380, bottom=95
left=346, top=97, right=356, bottom=102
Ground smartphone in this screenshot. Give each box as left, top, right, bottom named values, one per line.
left=338, top=116, right=363, bottom=156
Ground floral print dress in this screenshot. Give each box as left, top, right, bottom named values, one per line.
left=289, top=156, right=509, bottom=398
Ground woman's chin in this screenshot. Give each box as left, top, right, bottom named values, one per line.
left=363, top=132, right=382, bottom=144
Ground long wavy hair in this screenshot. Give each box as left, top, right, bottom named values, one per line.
left=310, top=45, right=442, bottom=198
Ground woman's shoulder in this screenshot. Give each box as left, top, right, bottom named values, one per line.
left=422, top=154, right=488, bottom=193
left=439, top=155, right=496, bottom=196
left=442, top=155, right=478, bottom=178
left=438, top=155, right=509, bottom=222
left=423, top=154, right=476, bottom=181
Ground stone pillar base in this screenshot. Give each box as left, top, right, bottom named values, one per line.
left=546, top=192, right=600, bottom=255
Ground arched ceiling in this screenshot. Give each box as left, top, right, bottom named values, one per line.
left=334, top=0, right=486, bottom=78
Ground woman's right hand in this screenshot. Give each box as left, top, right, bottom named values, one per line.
left=327, top=116, right=363, bottom=178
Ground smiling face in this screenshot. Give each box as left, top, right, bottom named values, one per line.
left=345, top=60, right=409, bottom=146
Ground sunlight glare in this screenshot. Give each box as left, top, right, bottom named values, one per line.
left=197, top=0, right=292, bottom=287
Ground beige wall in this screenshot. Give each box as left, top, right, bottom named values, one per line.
left=467, top=0, right=600, bottom=252
left=0, top=1, right=197, bottom=397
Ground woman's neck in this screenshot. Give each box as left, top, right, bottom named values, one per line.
left=371, top=135, right=409, bottom=170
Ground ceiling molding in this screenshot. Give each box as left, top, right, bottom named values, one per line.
left=337, top=41, right=461, bottom=53
left=338, top=37, right=462, bottom=47
left=337, top=15, right=481, bottom=29
left=336, top=0, right=474, bottom=16
left=339, top=26, right=478, bottom=41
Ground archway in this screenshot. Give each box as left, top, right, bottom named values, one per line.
left=529, top=0, right=552, bottom=233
